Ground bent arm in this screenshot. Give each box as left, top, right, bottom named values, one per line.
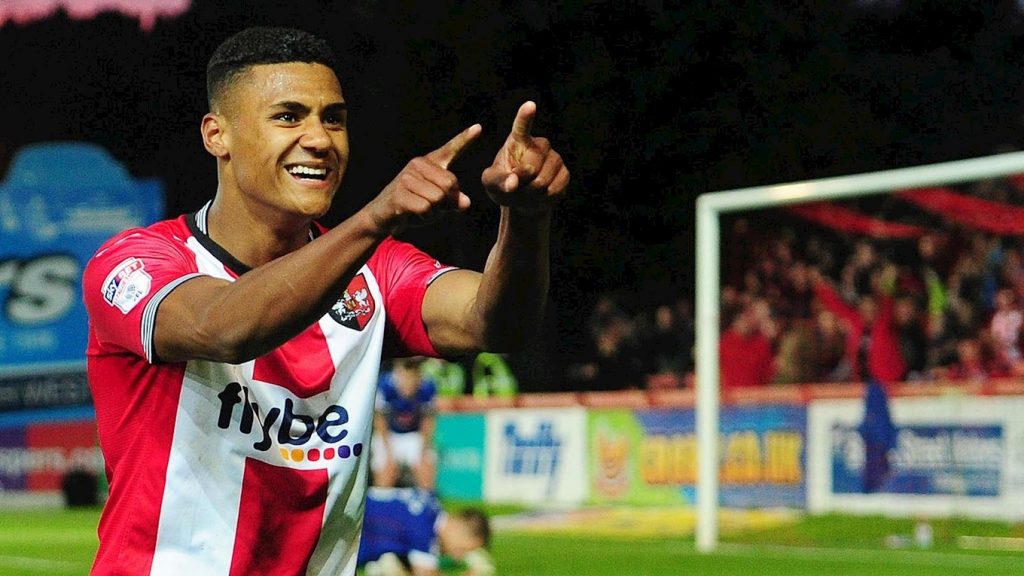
left=155, top=211, right=385, bottom=363
left=421, top=102, right=566, bottom=356
left=813, top=278, right=859, bottom=325
left=155, top=126, right=482, bottom=364
left=421, top=207, right=551, bottom=356
left=420, top=412, right=436, bottom=450
left=374, top=410, right=394, bottom=451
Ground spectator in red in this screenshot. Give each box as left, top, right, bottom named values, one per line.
left=719, top=301, right=775, bottom=389
left=811, top=264, right=907, bottom=385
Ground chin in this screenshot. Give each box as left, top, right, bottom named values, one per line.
left=298, top=201, right=332, bottom=220
left=289, top=190, right=337, bottom=219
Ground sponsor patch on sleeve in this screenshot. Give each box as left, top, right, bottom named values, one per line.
left=101, top=257, right=152, bottom=314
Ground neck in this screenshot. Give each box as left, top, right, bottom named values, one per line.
left=206, top=194, right=314, bottom=269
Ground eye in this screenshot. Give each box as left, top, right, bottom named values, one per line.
left=273, top=112, right=299, bottom=123
left=323, top=111, right=347, bottom=129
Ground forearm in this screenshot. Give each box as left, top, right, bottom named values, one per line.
left=470, top=207, right=551, bottom=351
left=157, top=209, right=386, bottom=363
left=420, top=415, right=436, bottom=449
left=421, top=102, right=566, bottom=356
left=374, top=412, right=391, bottom=440
left=814, top=280, right=856, bottom=322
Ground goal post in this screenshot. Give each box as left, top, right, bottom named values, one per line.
left=694, top=150, right=1024, bottom=552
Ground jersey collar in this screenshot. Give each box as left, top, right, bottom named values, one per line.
left=187, top=201, right=321, bottom=276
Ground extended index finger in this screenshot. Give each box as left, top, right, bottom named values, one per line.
left=428, top=124, right=482, bottom=169
left=509, top=101, right=537, bottom=142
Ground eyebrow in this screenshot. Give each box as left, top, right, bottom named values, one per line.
left=270, top=100, right=348, bottom=114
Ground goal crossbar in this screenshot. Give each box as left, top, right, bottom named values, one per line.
left=694, top=150, right=1024, bottom=552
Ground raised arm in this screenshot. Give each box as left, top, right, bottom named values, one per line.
left=810, top=267, right=859, bottom=326
left=154, top=125, right=482, bottom=364
left=422, top=102, right=570, bottom=355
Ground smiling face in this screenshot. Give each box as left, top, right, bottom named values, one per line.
left=206, top=62, right=349, bottom=222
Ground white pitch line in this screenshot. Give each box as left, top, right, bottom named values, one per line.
left=708, top=543, right=1024, bottom=570
left=0, top=555, right=84, bottom=573
left=958, top=535, right=1024, bottom=552
left=0, top=530, right=96, bottom=544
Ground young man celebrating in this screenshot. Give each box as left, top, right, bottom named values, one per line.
left=82, top=26, right=568, bottom=575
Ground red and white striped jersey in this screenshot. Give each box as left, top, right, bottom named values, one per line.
left=82, top=202, right=456, bottom=575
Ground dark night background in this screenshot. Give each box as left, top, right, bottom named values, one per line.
left=4, top=1, right=1024, bottom=391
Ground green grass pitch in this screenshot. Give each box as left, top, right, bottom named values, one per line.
left=0, top=507, right=1020, bottom=575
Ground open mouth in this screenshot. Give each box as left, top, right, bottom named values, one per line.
left=286, top=165, right=330, bottom=181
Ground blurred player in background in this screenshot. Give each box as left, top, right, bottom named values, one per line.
left=359, top=487, right=494, bottom=576
left=373, top=357, right=438, bottom=490
left=82, top=25, right=568, bottom=575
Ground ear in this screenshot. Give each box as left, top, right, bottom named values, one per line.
left=201, top=113, right=230, bottom=159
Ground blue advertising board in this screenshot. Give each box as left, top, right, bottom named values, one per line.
left=831, top=423, right=1004, bottom=497
left=0, top=142, right=162, bottom=400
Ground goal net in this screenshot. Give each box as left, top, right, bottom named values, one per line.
left=695, top=151, right=1024, bottom=552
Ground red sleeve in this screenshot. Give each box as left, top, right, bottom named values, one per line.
left=367, top=237, right=458, bottom=358
left=83, top=225, right=200, bottom=362
left=813, top=281, right=859, bottom=325
left=868, top=294, right=907, bottom=384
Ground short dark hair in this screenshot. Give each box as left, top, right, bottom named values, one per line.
left=458, top=508, right=492, bottom=549
left=206, top=26, right=338, bottom=110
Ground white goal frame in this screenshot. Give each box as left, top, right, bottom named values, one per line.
left=694, top=150, right=1024, bottom=552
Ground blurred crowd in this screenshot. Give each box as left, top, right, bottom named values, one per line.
left=714, top=180, right=1024, bottom=390
left=564, top=294, right=695, bottom=391
left=566, top=178, right=1024, bottom=392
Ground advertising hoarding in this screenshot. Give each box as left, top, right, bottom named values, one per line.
left=0, top=407, right=100, bottom=495
left=434, top=412, right=486, bottom=500
left=483, top=408, right=588, bottom=505
left=590, top=405, right=807, bottom=508
left=0, top=142, right=163, bottom=381
left=808, top=395, right=1024, bottom=520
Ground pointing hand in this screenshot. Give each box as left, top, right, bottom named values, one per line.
left=369, top=124, right=481, bottom=234
left=481, top=101, right=570, bottom=214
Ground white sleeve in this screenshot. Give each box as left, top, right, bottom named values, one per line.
left=407, top=549, right=439, bottom=570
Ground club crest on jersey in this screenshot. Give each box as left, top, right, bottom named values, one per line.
left=101, top=257, right=152, bottom=314
left=329, top=273, right=375, bottom=331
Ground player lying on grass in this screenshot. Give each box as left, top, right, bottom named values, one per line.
left=358, top=488, right=494, bottom=576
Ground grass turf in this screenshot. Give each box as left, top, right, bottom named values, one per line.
left=0, top=506, right=1020, bottom=575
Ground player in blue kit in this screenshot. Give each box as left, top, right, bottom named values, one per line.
left=372, top=357, right=439, bottom=489
left=358, top=487, right=494, bottom=576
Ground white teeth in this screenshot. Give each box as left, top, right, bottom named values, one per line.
left=288, top=166, right=328, bottom=177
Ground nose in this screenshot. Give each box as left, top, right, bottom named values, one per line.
left=300, top=118, right=332, bottom=152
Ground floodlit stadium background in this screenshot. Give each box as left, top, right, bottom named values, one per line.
left=2, top=2, right=1024, bottom=575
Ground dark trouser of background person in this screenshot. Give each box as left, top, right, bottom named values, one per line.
left=858, top=378, right=898, bottom=493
